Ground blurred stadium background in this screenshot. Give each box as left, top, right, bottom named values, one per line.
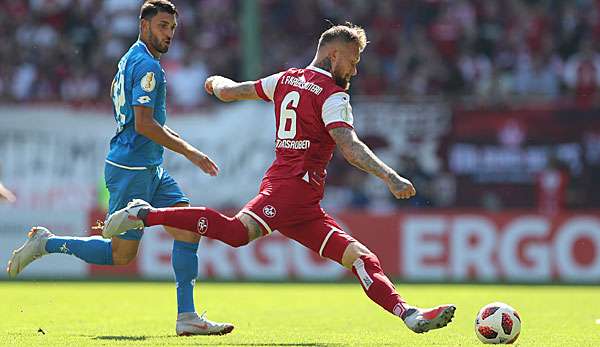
left=0, top=0, right=599, bottom=285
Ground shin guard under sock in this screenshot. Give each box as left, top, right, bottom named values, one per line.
left=352, top=254, right=409, bottom=317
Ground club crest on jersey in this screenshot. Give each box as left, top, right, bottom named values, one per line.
left=141, top=71, right=156, bottom=92
left=262, top=205, right=277, bottom=218
left=197, top=217, right=209, bottom=234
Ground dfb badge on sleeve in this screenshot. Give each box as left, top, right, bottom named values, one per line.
left=141, top=72, right=156, bottom=92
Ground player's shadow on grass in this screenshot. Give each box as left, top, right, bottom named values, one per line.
left=188, top=344, right=368, bottom=347
left=216, top=343, right=328, bottom=347
left=93, top=335, right=146, bottom=341
left=201, top=344, right=403, bottom=347
left=90, top=339, right=334, bottom=346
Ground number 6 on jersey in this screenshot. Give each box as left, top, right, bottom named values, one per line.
left=278, top=91, right=300, bottom=139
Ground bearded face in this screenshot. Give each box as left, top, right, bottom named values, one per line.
left=331, top=43, right=360, bottom=90
left=141, top=12, right=176, bottom=55
left=332, top=64, right=351, bottom=90
left=148, top=28, right=170, bottom=53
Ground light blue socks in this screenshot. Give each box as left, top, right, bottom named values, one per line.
left=45, top=236, right=113, bottom=265
left=172, top=240, right=199, bottom=313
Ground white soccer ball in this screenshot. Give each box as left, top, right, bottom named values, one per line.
left=475, top=302, right=521, bottom=344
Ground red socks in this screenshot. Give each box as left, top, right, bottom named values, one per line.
left=145, top=207, right=249, bottom=247
left=352, top=254, right=409, bottom=317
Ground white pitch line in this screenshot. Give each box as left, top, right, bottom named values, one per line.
left=595, top=319, right=600, bottom=325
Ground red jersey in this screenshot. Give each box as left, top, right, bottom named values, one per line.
left=254, top=66, right=355, bottom=188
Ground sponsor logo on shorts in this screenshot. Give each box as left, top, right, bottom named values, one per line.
left=197, top=217, right=209, bottom=234
left=263, top=205, right=277, bottom=218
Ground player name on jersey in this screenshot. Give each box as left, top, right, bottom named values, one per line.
left=281, top=75, right=323, bottom=95
left=275, top=139, right=311, bottom=150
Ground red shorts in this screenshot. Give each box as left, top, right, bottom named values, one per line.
left=242, top=177, right=357, bottom=264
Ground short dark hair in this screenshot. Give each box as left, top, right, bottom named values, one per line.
left=140, top=0, right=178, bottom=20
left=318, top=23, right=368, bottom=52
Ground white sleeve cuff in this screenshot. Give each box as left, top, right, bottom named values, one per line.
left=260, top=72, right=284, bottom=101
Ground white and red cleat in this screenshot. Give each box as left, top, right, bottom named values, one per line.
left=6, top=226, right=53, bottom=278
left=402, top=304, right=456, bottom=333
left=176, top=312, right=234, bottom=336
left=101, top=199, right=149, bottom=239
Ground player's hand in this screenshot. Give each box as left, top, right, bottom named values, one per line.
left=204, top=76, right=219, bottom=95
left=0, top=184, right=16, bottom=203
left=385, top=173, right=416, bottom=199
left=184, top=148, right=219, bottom=176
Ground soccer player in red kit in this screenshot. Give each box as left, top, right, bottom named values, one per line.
left=103, top=23, right=456, bottom=333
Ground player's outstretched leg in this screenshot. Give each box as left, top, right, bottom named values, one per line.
left=401, top=304, right=457, bottom=334
left=347, top=248, right=456, bottom=333
left=7, top=225, right=116, bottom=278
left=7, top=227, right=53, bottom=278
left=103, top=200, right=250, bottom=247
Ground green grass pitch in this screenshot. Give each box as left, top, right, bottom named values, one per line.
left=1, top=282, right=599, bottom=346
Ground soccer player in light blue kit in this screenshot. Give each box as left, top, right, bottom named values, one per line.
left=6, top=0, right=234, bottom=336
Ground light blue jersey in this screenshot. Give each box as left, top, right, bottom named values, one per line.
left=107, top=40, right=167, bottom=167
left=104, top=40, right=188, bottom=241
left=37, top=29, right=201, bottom=316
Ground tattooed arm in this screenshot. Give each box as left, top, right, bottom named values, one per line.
left=204, top=76, right=260, bottom=102
left=329, top=127, right=416, bottom=199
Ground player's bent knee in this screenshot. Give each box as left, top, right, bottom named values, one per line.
left=341, top=242, right=373, bottom=268
left=112, top=252, right=137, bottom=265
left=166, top=226, right=201, bottom=243
left=111, top=238, right=139, bottom=265
left=237, top=213, right=264, bottom=243
left=222, top=216, right=251, bottom=248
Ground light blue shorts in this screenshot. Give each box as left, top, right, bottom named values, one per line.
left=104, top=163, right=189, bottom=240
